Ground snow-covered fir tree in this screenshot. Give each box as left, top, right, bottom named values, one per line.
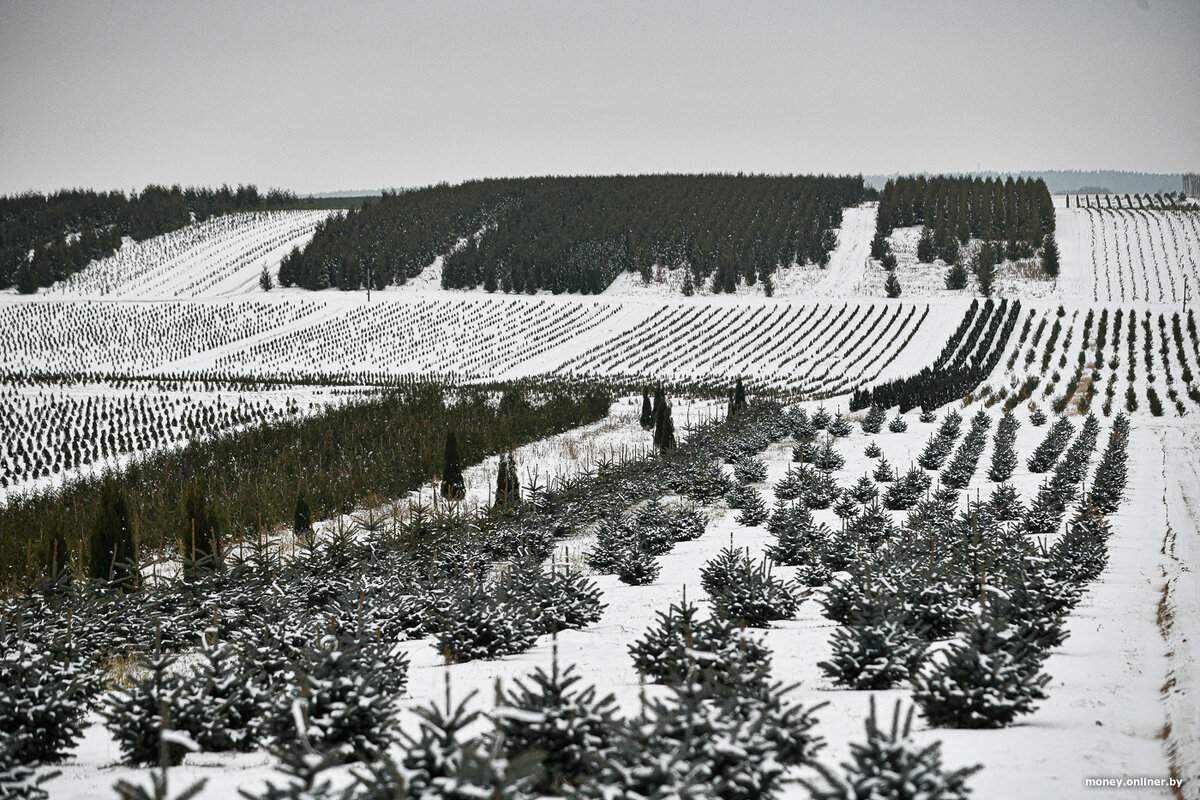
left=912, top=616, right=1051, bottom=728
left=102, top=648, right=191, bottom=766
left=431, top=581, right=539, bottom=663
left=819, top=614, right=928, bottom=690
left=614, top=544, right=661, bottom=585
left=263, top=634, right=406, bottom=763
left=171, top=632, right=262, bottom=754
left=801, top=698, right=979, bottom=800
left=765, top=502, right=830, bottom=567
left=628, top=597, right=771, bottom=688
left=0, top=634, right=93, bottom=765
left=494, top=657, right=619, bottom=793
left=702, top=547, right=800, bottom=627
left=861, top=405, right=886, bottom=434
left=1090, top=413, right=1130, bottom=514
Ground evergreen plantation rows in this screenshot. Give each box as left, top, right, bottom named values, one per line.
left=0, top=384, right=309, bottom=492
left=0, top=294, right=954, bottom=392
left=850, top=298, right=1020, bottom=412
left=0, top=292, right=969, bottom=505
left=1065, top=192, right=1193, bottom=210
left=0, top=186, right=341, bottom=294
left=0, top=394, right=1133, bottom=799
left=277, top=175, right=870, bottom=295
left=980, top=305, right=1200, bottom=418
left=12, top=293, right=1149, bottom=511
left=0, top=299, right=324, bottom=379
left=1069, top=206, right=1200, bottom=303
left=0, top=171, right=1192, bottom=797
left=556, top=301, right=932, bottom=396
left=0, top=384, right=611, bottom=589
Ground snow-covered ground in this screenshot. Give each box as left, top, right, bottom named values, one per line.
left=5, top=200, right=1200, bottom=798
left=1055, top=205, right=1200, bottom=304
left=39, top=400, right=1196, bottom=800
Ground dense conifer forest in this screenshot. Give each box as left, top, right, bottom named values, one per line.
left=277, top=174, right=871, bottom=294
left=874, top=175, right=1055, bottom=264
left=0, top=185, right=334, bottom=293
left=0, top=382, right=610, bottom=589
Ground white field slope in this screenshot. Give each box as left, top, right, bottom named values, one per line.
left=39, top=401, right=1195, bottom=800
left=0, top=293, right=961, bottom=390
left=3, top=202, right=1200, bottom=798
left=1055, top=205, right=1200, bottom=304
left=55, top=210, right=334, bottom=298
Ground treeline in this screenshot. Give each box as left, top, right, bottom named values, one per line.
left=0, top=382, right=611, bottom=589
left=874, top=175, right=1055, bottom=265
left=277, top=174, right=871, bottom=295
left=0, top=184, right=321, bottom=293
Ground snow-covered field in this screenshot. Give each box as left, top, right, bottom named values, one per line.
left=1056, top=205, right=1200, bottom=304
left=52, top=210, right=335, bottom=298
left=0, top=292, right=962, bottom=390
left=4, top=201, right=1200, bottom=799
left=35, top=399, right=1195, bottom=800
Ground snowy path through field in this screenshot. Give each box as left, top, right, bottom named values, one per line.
left=1158, top=424, right=1200, bottom=799
left=813, top=203, right=876, bottom=297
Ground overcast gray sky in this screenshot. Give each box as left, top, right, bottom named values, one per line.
left=1, top=0, right=1197, bottom=195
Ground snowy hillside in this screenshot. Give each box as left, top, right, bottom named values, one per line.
left=51, top=210, right=335, bottom=298
left=1055, top=204, right=1200, bottom=304
left=3, top=196, right=1200, bottom=800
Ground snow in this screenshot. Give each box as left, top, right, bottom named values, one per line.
left=37, top=401, right=1193, bottom=799
left=1155, top=424, right=1200, bottom=794
left=1055, top=204, right=1200, bottom=304
left=6, top=202, right=1200, bottom=798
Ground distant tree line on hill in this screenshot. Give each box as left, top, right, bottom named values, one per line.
left=0, top=184, right=323, bottom=293
left=866, top=170, right=1183, bottom=195
left=277, top=174, right=871, bottom=295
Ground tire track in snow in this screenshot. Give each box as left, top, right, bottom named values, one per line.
left=1158, top=425, right=1200, bottom=799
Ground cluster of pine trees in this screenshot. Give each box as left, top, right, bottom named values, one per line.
left=0, top=382, right=611, bottom=589
left=876, top=175, right=1054, bottom=255
left=0, top=185, right=314, bottom=293
left=873, top=175, right=1059, bottom=280
left=277, top=174, right=870, bottom=295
